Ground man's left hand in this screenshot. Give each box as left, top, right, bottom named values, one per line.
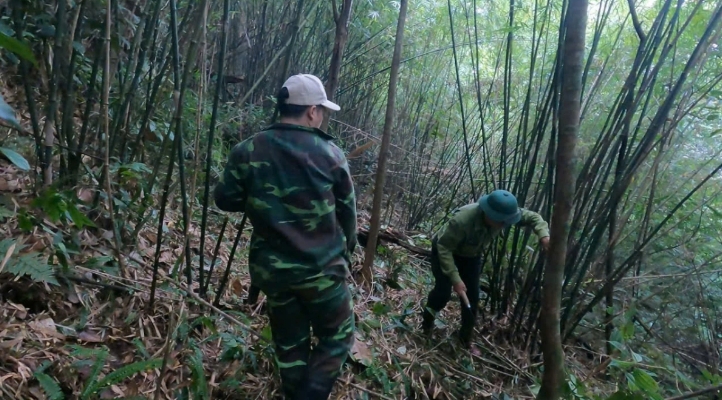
left=540, top=236, right=550, bottom=251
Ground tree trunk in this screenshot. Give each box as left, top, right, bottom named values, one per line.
left=360, top=0, right=408, bottom=285
left=322, top=0, right=353, bottom=132
left=538, top=0, right=588, bottom=398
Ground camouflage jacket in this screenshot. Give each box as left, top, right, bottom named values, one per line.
left=434, top=204, right=549, bottom=284
left=214, top=123, right=358, bottom=291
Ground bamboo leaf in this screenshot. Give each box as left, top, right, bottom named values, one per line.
left=67, top=204, right=96, bottom=229
left=0, top=31, right=37, bottom=66
left=0, top=93, right=22, bottom=131
left=632, top=369, right=659, bottom=394
left=0, top=147, right=30, bottom=171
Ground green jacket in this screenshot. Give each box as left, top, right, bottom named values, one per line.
left=214, top=123, right=357, bottom=291
left=435, top=203, right=549, bottom=284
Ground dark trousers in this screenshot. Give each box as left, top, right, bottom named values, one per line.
left=265, top=275, right=354, bottom=400
left=423, top=240, right=482, bottom=344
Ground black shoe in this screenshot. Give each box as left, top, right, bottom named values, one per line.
left=245, top=285, right=261, bottom=305
left=293, top=377, right=335, bottom=400
left=458, top=325, right=475, bottom=349
left=421, top=309, right=435, bottom=336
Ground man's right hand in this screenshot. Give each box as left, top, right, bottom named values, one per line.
left=453, top=281, right=467, bottom=295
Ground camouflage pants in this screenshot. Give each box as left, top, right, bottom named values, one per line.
left=265, top=275, right=354, bottom=400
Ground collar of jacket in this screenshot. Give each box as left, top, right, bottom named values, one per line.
left=263, top=123, right=335, bottom=141
left=463, top=205, right=495, bottom=231
left=477, top=207, right=507, bottom=232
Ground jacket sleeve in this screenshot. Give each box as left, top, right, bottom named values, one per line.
left=436, top=217, right=464, bottom=285
left=334, top=155, right=358, bottom=256
left=517, top=208, right=550, bottom=238
left=214, top=142, right=249, bottom=212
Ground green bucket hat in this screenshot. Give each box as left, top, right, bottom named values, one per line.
left=478, top=190, right=521, bottom=225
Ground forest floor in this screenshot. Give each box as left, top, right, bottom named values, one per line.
left=0, top=160, right=609, bottom=399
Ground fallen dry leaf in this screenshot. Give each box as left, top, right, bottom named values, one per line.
left=350, top=339, right=372, bottom=366
left=159, top=250, right=174, bottom=264
left=28, top=317, right=65, bottom=340
left=101, top=229, right=114, bottom=241
left=142, top=231, right=158, bottom=244
left=7, top=302, right=27, bottom=319
left=78, top=187, right=94, bottom=203
left=231, top=279, right=244, bottom=296
left=78, top=330, right=104, bottom=343
left=28, top=386, right=44, bottom=399
left=67, top=290, right=80, bottom=304
left=0, top=242, right=16, bottom=274
left=0, top=336, right=23, bottom=349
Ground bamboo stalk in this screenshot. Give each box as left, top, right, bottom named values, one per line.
left=102, top=0, right=128, bottom=278
left=214, top=213, right=248, bottom=307
left=199, top=0, right=231, bottom=293
left=201, top=217, right=228, bottom=296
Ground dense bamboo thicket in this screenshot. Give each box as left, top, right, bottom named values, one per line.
left=1, top=0, right=722, bottom=398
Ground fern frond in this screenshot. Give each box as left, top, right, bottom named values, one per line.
left=83, top=358, right=162, bottom=399
left=6, top=252, right=58, bottom=285
left=97, top=358, right=162, bottom=388
left=132, top=338, right=150, bottom=360
left=0, top=205, right=15, bottom=219
left=80, top=348, right=108, bottom=399
left=0, top=238, right=15, bottom=255
left=68, top=345, right=107, bottom=359
left=34, top=372, right=64, bottom=400
left=188, top=340, right=209, bottom=400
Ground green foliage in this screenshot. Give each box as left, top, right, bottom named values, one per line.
left=0, top=93, right=30, bottom=170
left=34, top=362, right=64, bottom=400
left=372, top=301, right=391, bottom=316
left=625, top=369, right=661, bottom=400
left=132, top=338, right=150, bottom=360
left=0, top=238, right=58, bottom=285
left=0, top=205, right=14, bottom=220
left=78, top=347, right=108, bottom=399
left=602, top=319, right=664, bottom=400
left=219, top=332, right=246, bottom=362
left=606, top=391, right=646, bottom=400
left=188, top=339, right=209, bottom=400
left=0, top=31, right=37, bottom=66
left=85, top=255, right=119, bottom=276
left=35, top=372, right=64, bottom=400
left=7, top=252, right=58, bottom=285
left=0, top=147, right=30, bottom=170
left=84, top=358, right=162, bottom=397
left=112, top=162, right=151, bottom=183
left=31, top=189, right=96, bottom=229
left=0, top=92, right=22, bottom=130
left=71, top=344, right=162, bottom=400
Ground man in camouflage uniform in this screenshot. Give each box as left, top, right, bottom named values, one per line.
left=214, top=74, right=357, bottom=399
left=422, top=190, right=550, bottom=351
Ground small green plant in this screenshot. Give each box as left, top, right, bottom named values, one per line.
left=0, top=92, right=30, bottom=171
left=30, top=188, right=96, bottom=229
left=187, top=339, right=209, bottom=400
left=0, top=238, right=58, bottom=285
left=83, top=358, right=162, bottom=399
left=69, top=345, right=162, bottom=400
left=34, top=362, right=64, bottom=400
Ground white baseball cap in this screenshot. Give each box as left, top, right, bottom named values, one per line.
left=281, top=74, right=341, bottom=111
